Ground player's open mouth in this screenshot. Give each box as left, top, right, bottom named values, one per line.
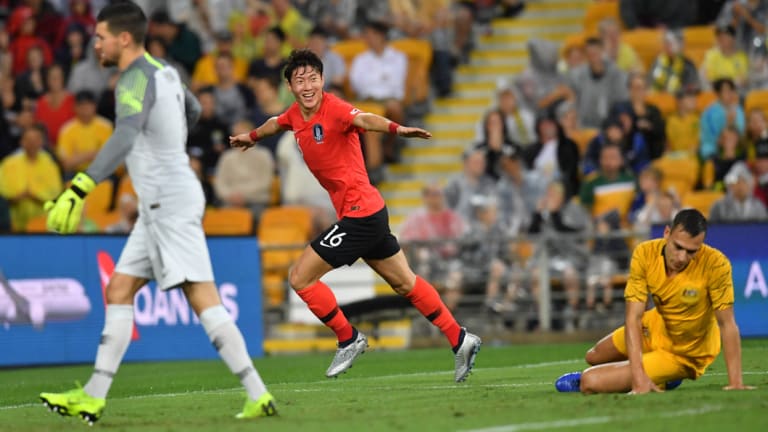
left=302, top=93, right=315, bottom=102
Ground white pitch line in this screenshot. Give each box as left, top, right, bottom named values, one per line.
left=461, top=405, right=723, bottom=432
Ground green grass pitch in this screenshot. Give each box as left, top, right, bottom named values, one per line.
left=0, top=339, right=766, bottom=432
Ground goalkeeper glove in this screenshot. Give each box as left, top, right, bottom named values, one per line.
left=45, top=172, right=96, bottom=234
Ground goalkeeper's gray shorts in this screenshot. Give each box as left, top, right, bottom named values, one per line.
left=115, top=210, right=214, bottom=290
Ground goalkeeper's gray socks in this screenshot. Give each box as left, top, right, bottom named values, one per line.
left=200, top=305, right=268, bottom=401
left=84, top=305, right=134, bottom=399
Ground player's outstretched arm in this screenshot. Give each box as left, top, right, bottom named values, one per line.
left=229, top=116, right=285, bottom=150
left=352, top=112, right=432, bottom=139
left=715, top=307, right=756, bottom=390
left=625, top=300, right=662, bottom=395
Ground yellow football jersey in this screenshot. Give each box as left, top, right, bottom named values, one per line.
left=625, top=238, right=734, bottom=359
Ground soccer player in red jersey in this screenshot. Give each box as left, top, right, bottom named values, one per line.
left=230, top=49, right=481, bottom=382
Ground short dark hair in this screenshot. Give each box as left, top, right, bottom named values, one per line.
left=267, top=26, right=286, bottom=43
left=97, top=1, right=147, bottom=45
left=670, top=209, right=707, bottom=237
left=713, top=77, right=736, bottom=94
left=585, top=37, right=603, bottom=47
left=284, top=49, right=324, bottom=82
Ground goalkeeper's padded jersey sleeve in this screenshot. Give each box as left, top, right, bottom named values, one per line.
left=86, top=53, right=200, bottom=207
left=624, top=238, right=734, bottom=359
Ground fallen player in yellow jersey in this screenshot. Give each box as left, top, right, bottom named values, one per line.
left=556, top=209, right=756, bottom=394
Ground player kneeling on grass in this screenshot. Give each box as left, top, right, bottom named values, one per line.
left=230, top=49, right=482, bottom=382
left=38, top=1, right=275, bottom=424
left=556, top=209, right=756, bottom=394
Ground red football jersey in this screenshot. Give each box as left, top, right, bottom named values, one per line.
left=277, top=92, right=385, bottom=219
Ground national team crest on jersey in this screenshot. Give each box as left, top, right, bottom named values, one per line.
left=313, top=124, right=324, bottom=143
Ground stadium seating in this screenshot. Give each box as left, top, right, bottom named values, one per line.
left=583, top=0, right=620, bottom=36
left=269, top=175, right=281, bottom=207
left=621, top=28, right=662, bottom=70
left=89, top=211, right=121, bottom=230
left=697, top=90, right=718, bottom=112
left=652, top=156, right=700, bottom=197
left=25, top=214, right=48, bottom=233
left=330, top=39, right=367, bottom=100
left=202, top=207, right=253, bottom=235
left=257, top=206, right=313, bottom=307
left=591, top=186, right=636, bottom=224
left=681, top=190, right=724, bottom=218
left=390, top=39, right=433, bottom=106
left=646, top=92, right=677, bottom=119
left=117, top=175, right=136, bottom=199
left=682, top=25, right=716, bottom=66
left=569, top=128, right=599, bottom=156
left=84, top=181, right=114, bottom=218
left=744, top=89, right=768, bottom=118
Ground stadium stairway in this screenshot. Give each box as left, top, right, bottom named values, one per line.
left=381, top=0, right=590, bottom=235
left=264, top=0, right=592, bottom=352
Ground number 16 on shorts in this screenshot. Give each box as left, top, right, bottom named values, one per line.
left=320, top=224, right=347, bottom=248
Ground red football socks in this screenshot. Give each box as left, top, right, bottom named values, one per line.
left=296, top=281, right=354, bottom=343
left=405, top=276, right=462, bottom=348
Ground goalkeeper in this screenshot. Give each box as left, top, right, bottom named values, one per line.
left=39, top=1, right=275, bottom=424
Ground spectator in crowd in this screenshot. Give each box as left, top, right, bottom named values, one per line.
left=306, top=26, right=345, bottom=91
left=752, top=137, right=768, bottom=206
left=474, top=109, right=517, bottom=180
left=191, top=30, right=248, bottom=90
left=648, top=30, right=701, bottom=94
left=620, top=0, right=697, bottom=29
left=270, top=0, right=312, bottom=51
left=527, top=180, right=591, bottom=332
left=445, top=148, right=498, bottom=223
left=557, top=34, right=586, bottom=74
left=212, top=53, right=251, bottom=126
left=665, top=88, right=701, bottom=158
left=452, top=0, right=474, bottom=63
left=214, top=120, right=275, bottom=228
left=744, top=107, right=767, bottom=160
left=565, top=37, right=628, bottom=129
left=400, top=181, right=466, bottom=311
left=149, top=9, right=202, bottom=74
left=349, top=20, right=407, bottom=163
left=709, top=161, right=768, bottom=221
left=8, top=6, right=53, bottom=75
left=702, top=24, right=749, bottom=88
left=710, top=126, right=747, bottom=190
left=14, top=45, right=48, bottom=107
left=35, top=63, right=75, bottom=146
left=496, top=144, right=542, bottom=234
left=717, top=0, right=768, bottom=54
left=56, top=90, right=112, bottom=178
left=248, top=75, right=286, bottom=157
left=747, top=38, right=768, bottom=90
left=459, top=194, right=515, bottom=312
left=585, top=207, right=628, bottom=319
left=516, top=38, right=566, bottom=112
left=0, top=125, right=62, bottom=231
left=0, top=22, right=11, bottom=77
left=145, top=35, right=191, bottom=85
left=55, top=23, right=88, bottom=79
left=524, top=114, right=581, bottom=199
left=584, top=119, right=623, bottom=176
left=68, top=38, right=111, bottom=97
left=227, top=11, right=259, bottom=63
left=556, top=101, right=581, bottom=139
left=105, top=193, right=138, bottom=234
left=96, top=68, right=119, bottom=123
left=610, top=73, right=666, bottom=160
left=188, top=87, right=230, bottom=175
left=477, top=80, right=536, bottom=148
left=580, top=143, right=637, bottom=221
left=55, top=0, right=96, bottom=48
left=304, top=0, right=358, bottom=40
left=273, top=130, right=335, bottom=236
left=27, top=0, right=65, bottom=47
left=188, top=152, right=216, bottom=206
left=634, top=189, right=680, bottom=232
left=390, top=0, right=455, bottom=97
left=247, top=26, right=288, bottom=83
left=700, top=78, right=745, bottom=161
left=630, top=165, right=664, bottom=222
left=598, top=18, right=642, bottom=73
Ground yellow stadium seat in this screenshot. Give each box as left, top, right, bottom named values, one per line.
left=583, top=1, right=621, bottom=36
left=645, top=92, right=677, bottom=119
left=683, top=47, right=708, bottom=67
left=258, top=206, right=313, bottom=306
left=621, top=29, right=663, bottom=71
left=697, top=90, right=718, bottom=112
left=354, top=101, right=386, bottom=117
left=592, top=186, right=636, bottom=223
left=652, top=156, right=700, bottom=197
left=682, top=190, right=724, bottom=218
left=117, top=175, right=136, bottom=199
left=84, top=181, right=114, bottom=218
left=569, top=128, right=599, bottom=157
left=682, top=26, right=716, bottom=51
left=331, top=39, right=367, bottom=99
left=744, top=89, right=768, bottom=119
left=561, top=33, right=586, bottom=57
left=25, top=214, right=48, bottom=233
left=269, top=175, right=281, bottom=207
left=202, top=208, right=253, bottom=235
left=390, top=38, right=433, bottom=106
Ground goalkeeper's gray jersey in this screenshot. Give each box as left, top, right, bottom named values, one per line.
left=86, top=53, right=201, bottom=211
